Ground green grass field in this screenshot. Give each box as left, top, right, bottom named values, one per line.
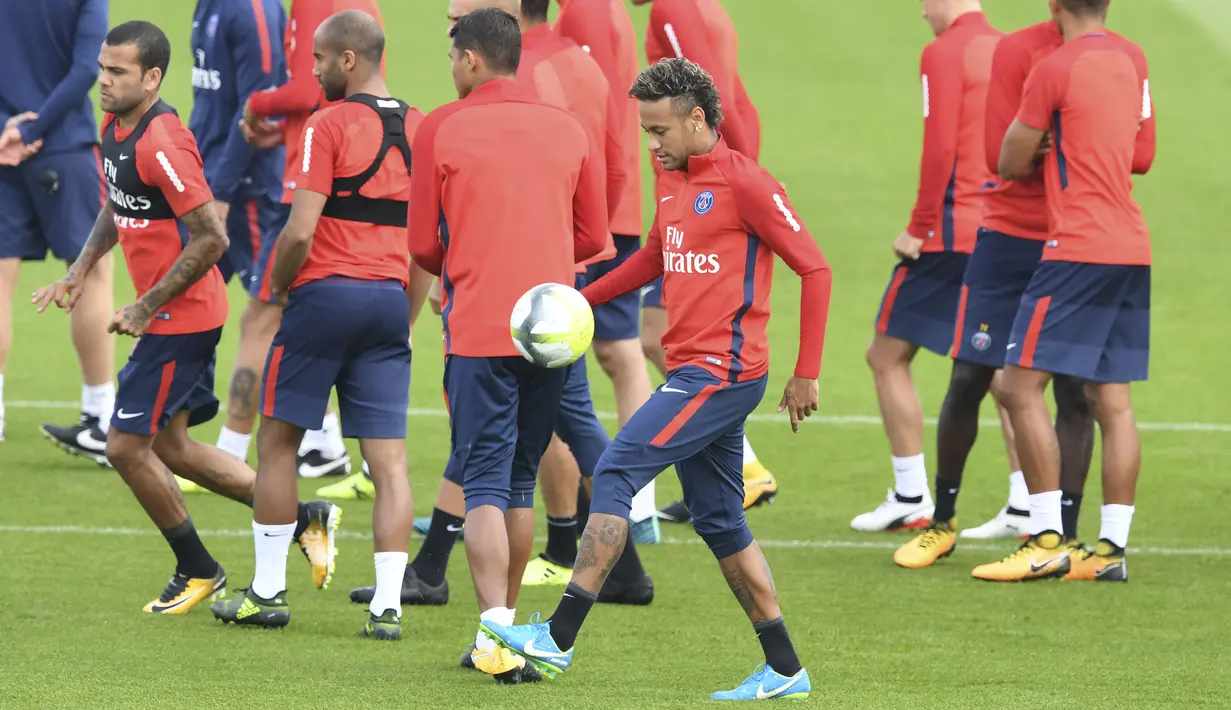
left=3, top=1, right=1230, bottom=707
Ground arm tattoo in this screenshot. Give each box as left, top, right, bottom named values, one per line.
left=139, top=202, right=229, bottom=314
left=70, top=202, right=119, bottom=278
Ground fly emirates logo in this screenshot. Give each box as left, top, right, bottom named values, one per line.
left=662, top=226, right=720, bottom=274
left=104, top=158, right=153, bottom=212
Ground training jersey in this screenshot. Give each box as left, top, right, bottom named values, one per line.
left=519, top=22, right=621, bottom=270
left=189, top=0, right=288, bottom=204
left=100, top=102, right=228, bottom=335
left=906, top=11, right=1001, bottom=254
left=1017, top=33, right=1152, bottom=266
left=294, top=95, right=423, bottom=289
left=245, top=0, right=385, bottom=203
left=582, top=139, right=832, bottom=382
left=408, top=79, right=608, bottom=359
left=555, top=0, right=643, bottom=237
left=644, top=0, right=761, bottom=162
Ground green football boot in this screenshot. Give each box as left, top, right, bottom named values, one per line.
left=360, top=610, right=402, bottom=640
left=210, top=587, right=290, bottom=628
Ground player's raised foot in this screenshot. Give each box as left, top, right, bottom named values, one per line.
left=657, top=499, right=692, bottom=524
left=314, top=470, right=375, bottom=500
left=360, top=610, right=402, bottom=640
left=296, top=500, right=341, bottom=589
left=210, top=587, right=291, bottom=628
left=470, top=645, right=546, bottom=685
left=597, top=573, right=654, bottom=606
left=958, top=506, right=1030, bottom=540
left=142, top=565, right=226, bottom=615
left=631, top=516, right=661, bottom=545
left=711, top=665, right=811, bottom=701
left=297, top=448, right=351, bottom=479
left=1066, top=539, right=1128, bottom=582
left=460, top=643, right=478, bottom=669
left=893, top=519, right=957, bottom=569
left=349, top=565, right=449, bottom=606
left=971, top=531, right=1071, bottom=582
left=481, top=612, right=573, bottom=679
left=522, top=554, right=573, bottom=586
left=850, top=488, right=934, bottom=532
left=40, top=413, right=109, bottom=467
left=176, top=475, right=210, bottom=494
left=742, top=460, right=778, bottom=510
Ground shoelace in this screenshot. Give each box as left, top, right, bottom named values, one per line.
left=915, top=526, right=950, bottom=550
left=158, top=573, right=190, bottom=602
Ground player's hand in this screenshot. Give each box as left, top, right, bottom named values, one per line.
left=269, top=289, right=289, bottom=308
left=31, top=272, right=84, bottom=313
left=0, top=112, right=38, bottom=167
left=428, top=278, right=443, bottom=315
left=778, top=376, right=819, bottom=434
left=240, top=118, right=284, bottom=149
left=892, top=232, right=924, bottom=261
left=214, top=200, right=230, bottom=225
left=108, top=301, right=155, bottom=337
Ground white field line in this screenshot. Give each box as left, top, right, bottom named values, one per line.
left=8, top=400, right=1231, bottom=433
left=0, top=524, right=1226, bottom=557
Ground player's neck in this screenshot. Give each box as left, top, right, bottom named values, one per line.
left=686, top=132, right=720, bottom=169
left=470, top=72, right=515, bottom=95
left=116, top=94, right=161, bottom=130
left=345, top=77, right=391, bottom=100
left=520, top=17, right=547, bottom=33
left=1061, top=16, right=1106, bottom=42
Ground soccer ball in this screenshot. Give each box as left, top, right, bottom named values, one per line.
left=510, top=283, right=594, bottom=368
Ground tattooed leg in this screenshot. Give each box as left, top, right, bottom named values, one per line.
left=571, top=512, right=628, bottom=594
left=153, top=411, right=257, bottom=505
left=717, top=542, right=782, bottom=624
left=224, top=299, right=283, bottom=434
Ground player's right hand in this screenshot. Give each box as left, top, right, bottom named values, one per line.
left=427, top=278, right=443, bottom=315
left=778, top=376, right=819, bottom=434
left=31, top=274, right=83, bottom=313
left=240, top=118, right=284, bottom=149
left=892, top=232, right=924, bottom=261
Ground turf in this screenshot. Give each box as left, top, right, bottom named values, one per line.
left=2, top=1, right=1229, bottom=708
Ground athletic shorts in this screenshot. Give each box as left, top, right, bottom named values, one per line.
left=0, top=148, right=105, bottom=261
left=584, top=234, right=642, bottom=340
left=214, top=194, right=290, bottom=304
left=874, top=252, right=970, bottom=356
left=112, top=327, right=222, bottom=435
left=951, top=228, right=1045, bottom=367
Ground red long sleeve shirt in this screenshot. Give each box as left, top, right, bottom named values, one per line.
left=582, top=139, right=831, bottom=381
left=905, top=11, right=1000, bottom=253
left=407, top=79, right=608, bottom=358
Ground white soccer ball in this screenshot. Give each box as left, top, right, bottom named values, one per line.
left=510, top=282, right=594, bottom=368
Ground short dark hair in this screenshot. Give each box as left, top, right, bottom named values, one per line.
left=629, top=58, right=724, bottom=129
left=1058, top=0, right=1110, bottom=17
left=318, top=9, right=386, bottom=64
left=522, top=0, right=551, bottom=22
left=449, top=8, right=521, bottom=75
left=104, top=21, right=172, bottom=81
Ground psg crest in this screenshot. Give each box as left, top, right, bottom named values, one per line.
left=971, top=331, right=992, bottom=352
left=694, top=190, right=715, bottom=215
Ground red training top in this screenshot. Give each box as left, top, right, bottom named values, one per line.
left=1017, top=32, right=1153, bottom=266
left=906, top=11, right=1001, bottom=253
left=407, top=78, right=608, bottom=358
left=582, top=139, right=832, bottom=382
left=292, top=99, right=423, bottom=290
left=555, top=0, right=643, bottom=238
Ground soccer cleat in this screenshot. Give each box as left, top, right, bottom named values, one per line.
left=349, top=565, right=449, bottom=606
left=657, top=499, right=692, bottom=524
left=296, top=500, right=341, bottom=590
left=1065, top=539, right=1128, bottom=582
left=893, top=519, right=957, bottom=569
left=175, top=475, right=210, bottom=494
left=460, top=643, right=477, bottom=670
left=470, top=644, right=545, bottom=685
left=711, top=665, right=811, bottom=701
left=297, top=448, right=351, bottom=478
left=742, top=460, right=778, bottom=509
left=481, top=612, right=574, bottom=678
left=522, top=555, right=573, bottom=586
left=315, top=470, right=375, bottom=500
left=631, top=516, right=661, bottom=545
left=360, top=610, right=402, bottom=640
left=959, top=506, right=1030, bottom=540
left=210, top=587, right=291, bottom=628
left=40, top=413, right=109, bottom=467
left=850, top=488, right=934, bottom=532
left=142, top=566, right=226, bottom=614
left=597, top=573, right=654, bottom=606
left=971, top=531, right=1072, bottom=582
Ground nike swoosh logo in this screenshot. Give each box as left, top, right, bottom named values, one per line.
left=524, top=639, right=570, bottom=659
left=756, top=674, right=802, bottom=699
left=1006, top=343, right=1018, bottom=350
left=660, top=386, right=688, bottom=394
left=660, top=196, right=674, bottom=203
left=446, top=524, right=463, bottom=532
left=298, top=457, right=349, bottom=477
left=1029, top=551, right=1068, bottom=574
left=115, top=410, right=143, bottom=419
left=119, top=154, right=129, bottom=161
left=75, top=428, right=107, bottom=451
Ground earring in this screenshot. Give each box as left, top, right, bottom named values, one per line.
left=695, top=126, right=701, bottom=132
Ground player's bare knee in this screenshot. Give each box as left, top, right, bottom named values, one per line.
left=640, top=333, right=665, bottom=363
left=865, top=336, right=907, bottom=375
left=150, top=430, right=191, bottom=471
left=1053, top=375, right=1093, bottom=422
left=240, top=298, right=281, bottom=340
left=948, top=361, right=995, bottom=409
left=105, top=434, right=146, bottom=472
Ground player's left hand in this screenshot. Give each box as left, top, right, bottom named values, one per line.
left=108, top=301, right=155, bottom=337
left=31, top=272, right=84, bottom=313
left=778, top=376, right=819, bottom=433
left=892, top=232, right=924, bottom=261
left=0, top=112, right=40, bottom=167
left=240, top=118, right=284, bottom=149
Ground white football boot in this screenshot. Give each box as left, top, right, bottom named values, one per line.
left=958, top=506, right=1030, bottom=540
left=850, top=488, right=934, bottom=532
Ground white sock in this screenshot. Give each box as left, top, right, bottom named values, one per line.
left=370, top=551, right=408, bottom=618
left=476, top=606, right=515, bottom=652
left=1099, top=504, right=1135, bottom=549
left=742, top=435, right=756, bottom=465
left=251, top=521, right=296, bottom=599
left=82, top=382, right=116, bottom=427
left=1007, top=471, right=1030, bottom=512
left=630, top=479, right=657, bottom=523
left=216, top=427, right=251, bottom=461
left=892, top=454, right=928, bottom=500
left=1028, top=490, right=1063, bottom=536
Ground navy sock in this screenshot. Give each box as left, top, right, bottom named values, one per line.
left=545, top=515, right=578, bottom=566
left=932, top=478, right=960, bottom=524
left=411, top=508, right=464, bottom=586
left=754, top=617, right=803, bottom=677
left=161, top=519, right=217, bottom=578
left=1060, top=492, right=1083, bottom=541
left=549, top=581, right=596, bottom=650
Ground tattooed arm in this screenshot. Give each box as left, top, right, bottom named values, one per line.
left=267, top=188, right=328, bottom=303
left=137, top=202, right=230, bottom=317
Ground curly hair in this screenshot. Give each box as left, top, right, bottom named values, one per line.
left=628, top=57, right=724, bottom=129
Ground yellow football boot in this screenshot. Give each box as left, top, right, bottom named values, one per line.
left=470, top=645, right=544, bottom=685
left=175, top=475, right=210, bottom=494
left=143, top=566, right=226, bottom=614
left=521, top=555, right=572, bottom=586
left=894, top=519, right=957, bottom=568
left=742, top=459, right=778, bottom=510
left=971, top=532, right=1071, bottom=581
left=314, top=470, right=375, bottom=499
left=1065, top=539, right=1128, bottom=582
left=296, top=501, right=341, bottom=590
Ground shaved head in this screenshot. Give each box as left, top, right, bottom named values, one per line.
left=316, top=9, right=385, bottom=65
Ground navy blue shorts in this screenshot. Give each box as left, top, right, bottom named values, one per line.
left=113, top=328, right=222, bottom=436
left=591, top=366, right=767, bottom=559
left=262, top=277, right=411, bottom=438
left=952, top=229, right=1046, bottom=368
left=875, top=252, right=970, bottom=355
left=1006, top=261, right=1150, bottom=383
left=584, top=235, right=642, bottom=340
left=0, top=148, right=104, bottom=260
left=445, top=355, right=567, bottom=513
left=215, top=195, right=289, bottom=304
left=641, top=275, right=664, bottom=309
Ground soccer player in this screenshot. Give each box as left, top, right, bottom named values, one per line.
left=975, top=0, right=1154, bottom=582
left=32, top=20, right=338, bottom=615
left=852, top=0, right=1002, bottom=535
left=0, top=0, right=116, bottom=454
left=631, top=0, right=778, bottom=524
left=483, top=57, right=829, bottom=701
left=408, top=7, right=607, bottom=681
left=210, top=10, right=419, bottom=636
